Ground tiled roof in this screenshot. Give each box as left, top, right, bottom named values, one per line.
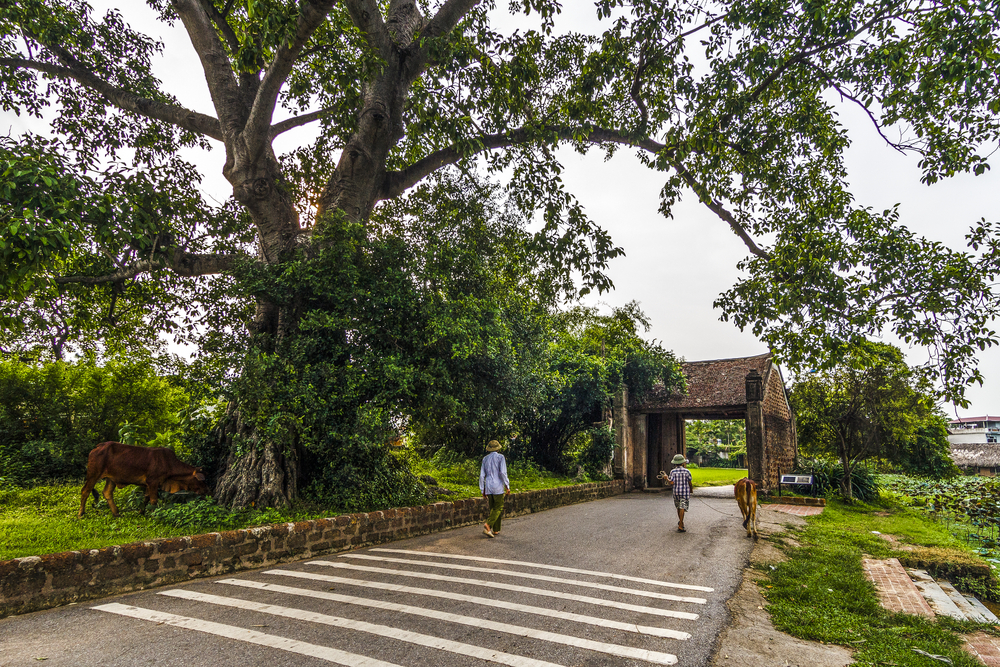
left=948, top=416, right=1000, bottom=424
left=636, top=353, right=773, bottom=411
left=950, top=443, right=1000, bottom=467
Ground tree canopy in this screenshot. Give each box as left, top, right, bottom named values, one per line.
left=2, top=0, right=999, bottom=505
left=790, top=343, right=950, bottom=498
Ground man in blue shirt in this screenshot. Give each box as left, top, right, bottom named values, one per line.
left=479, top=440, right=510, bottom=538
left=663, top=454, right=692, bottom=533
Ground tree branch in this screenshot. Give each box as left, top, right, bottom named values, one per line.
left=343, top=0, right=393, bottom=57
left=630, top=49, right=651, bottom=131
left=269, top=107, right=333, bottom=138
left=198, top=0, right=242, bottom=55
left=379, top=125, right=666, bottom=200
left=380, top=123, right=769, bottom=261
left=668, top=159, right=772, bottom=260
left=0, top=57, right=224, bottom=141
left=670, top=10, right=732, bottom=46
left=245, top=0, right=337, bottom=160
left=421, top=0, right=481, bottom=40
left=720, top=10, right=889, bottom=129
left=172, top=0, right=247, bottom=138
left=53, top=250, right=244, bottom=285
left=806, top=63, right=919, bottom=155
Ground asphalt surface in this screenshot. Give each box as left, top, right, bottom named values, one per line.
left=0, top=489, right=752, bottom=667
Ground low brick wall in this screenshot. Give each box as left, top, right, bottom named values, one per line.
left=0, top=479, right=623, bottom=618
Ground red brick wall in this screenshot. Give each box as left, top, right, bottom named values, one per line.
left=0, top=480, right=624, bottom=618
left=762, top=368, right=796, bottom=490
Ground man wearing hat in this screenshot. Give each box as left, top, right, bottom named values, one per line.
left=663, top=454, right=692, bottom=532
left=479, top=440, right=510, bottom=538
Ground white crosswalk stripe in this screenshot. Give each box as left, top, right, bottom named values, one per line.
left=160, top=588, right=565, bottom=667
left=258, top=568, right=694, bottom=635
left=91, top=546, right=716, bottom=666
left=370, top=548, right=715, bottom=592
left=304, top=559, right=699, bottom=619
left=92, top=602, right=404, bottom=667
left=338, top=552, right=707, bottom=603
left=202, top=580, right=679, bottom=664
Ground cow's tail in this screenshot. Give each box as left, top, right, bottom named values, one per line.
left=742, top=515, right=750, bottom=529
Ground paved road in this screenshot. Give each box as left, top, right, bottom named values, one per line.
left=0, top=490, right=752, bottom=667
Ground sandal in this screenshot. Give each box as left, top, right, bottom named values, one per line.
left=483, top=526, right=495, bottom=538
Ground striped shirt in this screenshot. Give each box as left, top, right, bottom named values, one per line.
left=667, top=467, right=692, bottom=500
left=479, top=452, right=510, bottom=495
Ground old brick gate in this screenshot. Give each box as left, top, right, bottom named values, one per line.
left=612, top=353, right=797, bottom=492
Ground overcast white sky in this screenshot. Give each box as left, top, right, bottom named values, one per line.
left=5, top=1, right=998, bottom=417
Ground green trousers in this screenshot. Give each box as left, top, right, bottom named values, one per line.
left=486, top=494, right=505, bottom=533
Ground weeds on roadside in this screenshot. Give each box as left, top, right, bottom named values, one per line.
left=761, top=499, right=997, bottom=666
left=0, top=484, right=318, bottom=560
left=1, top=452, right=592, bottom=560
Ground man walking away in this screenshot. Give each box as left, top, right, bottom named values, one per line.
left=663, top=454, right=692, bottom=533
left=479, top=440, right=510, bottom=538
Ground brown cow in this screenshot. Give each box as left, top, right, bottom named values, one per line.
left=734, top=477, right=759, bottom=539
left=78, top=441, right=208, bottom=518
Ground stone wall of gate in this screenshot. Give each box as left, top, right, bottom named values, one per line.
left=761, top=368, right=796, bottom=490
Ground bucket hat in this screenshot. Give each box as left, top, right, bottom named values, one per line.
left=671, top=454, right=687, bottom=465
left=486, top=440, right=502, bottom=452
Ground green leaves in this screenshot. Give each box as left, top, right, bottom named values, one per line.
left=789, top=343, right=945, bottom=497
left=0, top=136, right=93, bottom=300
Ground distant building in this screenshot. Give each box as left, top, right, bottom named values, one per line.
left=947, top=416, right=1000, bottom=444
left=948, top=416, right=1000, bottom=476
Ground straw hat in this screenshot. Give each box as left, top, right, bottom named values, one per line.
left=486, top=440, right=502, bottom=452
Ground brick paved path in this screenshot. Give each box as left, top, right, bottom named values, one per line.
left=861, top=558, right=934, bottom=617
left=965, top=632, right=1000, bottom=666
left=766, top=504, right=824, bottom=516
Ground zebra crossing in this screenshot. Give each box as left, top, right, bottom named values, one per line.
left=92, top=547, right=717, bottom=666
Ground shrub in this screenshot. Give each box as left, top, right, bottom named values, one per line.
left=794, top=458, right=881, bottom=502
left=0, top=357, right=189, bottom=484
left=577, top=426, right=614, bottom=479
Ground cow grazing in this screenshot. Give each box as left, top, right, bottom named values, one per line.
left=734, top=477, right=759, bottom=539
left=78, top=441, right=208, bottom=518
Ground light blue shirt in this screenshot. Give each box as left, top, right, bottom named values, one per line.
left=479, top=452, right=510, bottom=495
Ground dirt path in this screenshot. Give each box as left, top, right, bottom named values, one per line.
left=710, top=506, right=855, bottom=667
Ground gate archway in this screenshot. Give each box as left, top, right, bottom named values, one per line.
left=613, top=353, right=797, bottom=492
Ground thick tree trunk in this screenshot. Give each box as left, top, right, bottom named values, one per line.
left=207, top=0, right=434, bottom=509
left=213, top=402, right=298, bottom=508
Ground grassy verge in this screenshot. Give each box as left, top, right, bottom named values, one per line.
left=0, top=460, right=588, bottom=560
left=762, top=498, right=998, bottom=666
left=0, top=484, right=319, bottom=561
left=689, top=467, right=747, bottom=487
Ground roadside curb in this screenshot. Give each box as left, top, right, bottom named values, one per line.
left=761, top=496, right=826, bottom=507
left=0, top=479, right=623, bottom=618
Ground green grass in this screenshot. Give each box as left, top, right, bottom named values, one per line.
left=412, top=456, right=591, bottom=499
left=0, top=461, right=588, bottom=560
left=689, top=467, right=747, bottom=487
left=761, top=498, right=998, bottom=666
left=0, top=484, right=318, bottom=561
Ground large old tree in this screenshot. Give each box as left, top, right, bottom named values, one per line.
left=2, top=0, right=999, bottom=506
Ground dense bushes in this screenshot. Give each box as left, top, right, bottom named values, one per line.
left=578, top=426, right=615, bottom=479
left=794, top=458, right=881, bottom=503
left=507, top=304, right=684, bottom=472
left=0, top=357, right=189, bottom=485
left=889, top=420, right=961, bottom=478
